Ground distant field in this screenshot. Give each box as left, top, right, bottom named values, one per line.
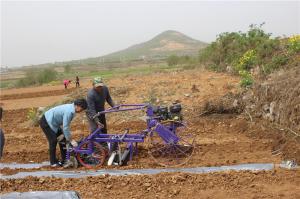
left=0, top=70, right=25, bottom=80
left=0, top=62, right=185, bottom=89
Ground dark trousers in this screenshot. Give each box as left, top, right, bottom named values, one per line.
left=39, top=115, right=66, bottom=164
left=88, top=114, right=107, bottom=134
left=0, top=129, right=4, bottom=160
left=76, top=82, right=80, bottom=87
left=88, top=114, right=107, bottom=148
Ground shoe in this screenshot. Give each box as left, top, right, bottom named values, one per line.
left=50, top=161, right=63, bottom=168
left=50, top=163, right=61, bottom=168
left=57, top=161, right=63, bottom=166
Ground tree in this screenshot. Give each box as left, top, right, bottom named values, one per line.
left=64, top=64, right=72, bottom=73
left=167, top=55, right=179, bottom=66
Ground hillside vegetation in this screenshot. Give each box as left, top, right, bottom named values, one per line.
left=198, top=24, right=300, bottom=87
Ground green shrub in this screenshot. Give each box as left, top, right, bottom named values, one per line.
left=208, top=64, right=222, bottom=72
left=234, top=50, right=257, bottom=72
left=287, top=35, right=300, bottom=53
left=167, top=55, right=180, bottom=66
left=262, top=54, right=288, bottom=74
left=16, top=68, right=58, bottom=87
left=199, top=23, right=285, bottom=73
left=239, top=70, right=253, bottom=88
left=167, top=55, right=198, bottom=67
left=27, top=108, right=39, bottom=126
left=64, top=64, right=72, bottom=73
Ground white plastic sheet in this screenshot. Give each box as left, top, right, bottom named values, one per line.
left=1, top=191, right=80, bottom=199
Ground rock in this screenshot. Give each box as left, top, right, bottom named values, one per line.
left=106, top=184, right=112, bottom=189
left=269, top=101, right=276, bottom=115
left=191, top=85, right=200, bottom=93
left=173, top=189, right=180, bottom=195
left=184, top=93, right=190, bottom=97
left=144, top=182, right=151, bottom=187
left=263, top=104, right=269, bottom=112
left=157, top=186, right=161, bottom=191
left=226, top=65, right=233, bottom=73
left=37, top=107, right=45, bottom=113
left=233, top=99, right=238, bottom=107
left=39, top=178, right=45, bottom=184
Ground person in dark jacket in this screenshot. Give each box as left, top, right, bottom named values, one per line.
left=86, top=77, right=116, bottom=134
left=75, top=76, right=80, bottom=88
left=0, top=107, right=4, bottom=160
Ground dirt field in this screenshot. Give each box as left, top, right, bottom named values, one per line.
left=0, top=69, right=299, bottom=198
left=1, top=170, right=299, bottom=199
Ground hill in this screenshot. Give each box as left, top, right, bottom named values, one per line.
left=20, top=30, right=207, bottom=68
left=97, top=30, right=207, bottom=62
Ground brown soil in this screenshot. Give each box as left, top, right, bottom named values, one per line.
left=1, top=69, right=298, bottom=166
left=0, top=88, right=76, bottom=100
left=1, top=169, right=299, bottom=199
left=0, top=69, right=299, bottom=198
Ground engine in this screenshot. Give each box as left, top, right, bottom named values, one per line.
left=152, top=103, right=183, bottom=121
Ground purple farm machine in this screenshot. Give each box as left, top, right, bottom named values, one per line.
left=65, top=103, right=195, bottom=168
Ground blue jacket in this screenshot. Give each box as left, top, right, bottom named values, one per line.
left=45, top=103, right=75, bottom=140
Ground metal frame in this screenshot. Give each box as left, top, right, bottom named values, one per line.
left=66, top=104, right=187, bottom=167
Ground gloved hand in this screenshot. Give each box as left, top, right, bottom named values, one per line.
left=57, top=134, right=65, bottom=142
left=70, top=139, right=78, bottom=147
left=96, top=121, right=104, bottom=129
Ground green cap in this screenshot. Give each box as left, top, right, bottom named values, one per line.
left=93, top=77, right=105, bottom=87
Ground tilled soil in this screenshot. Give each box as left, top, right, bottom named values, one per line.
left=0, top=110, right=282, bottom=167
left=0, top=88, right=76, bottom=101
left=1, top=169, right=299, bottom=199
left=0, top=69, right=299, bottom=198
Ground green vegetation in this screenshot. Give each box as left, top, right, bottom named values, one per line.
left=239, top=70, right=253, bottom=88
left=16, top=68, right=58, bottom=87
left=167, top=55, right=198, bottom=67
left=27, top=108, right=39, bottom=126
left=1, top=63, right=183, bottom=89
left=167, top=55, right=180, bottom=66
left=87, top=63, right=181, bottom=79
left=64, top=64, right=72, bottom=73
left=199, top=24, right=300, bottom=87
left=0, top=79, right=16, bottom=89
left=287, top=35, right=300, bottom=53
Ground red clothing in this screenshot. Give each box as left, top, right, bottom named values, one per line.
left=63, top=80, right=69, bottom=85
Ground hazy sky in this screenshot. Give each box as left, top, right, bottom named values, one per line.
left=1, top=1, right=299, bottom=67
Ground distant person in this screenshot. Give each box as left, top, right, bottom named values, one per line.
left=0, top=107, right=4, bottom=160
left=39, top=99, right=88, bottom=167
left=75, top=76, right=80, bottom=88
left=86, top=77, right=116, bottom=135
left=63, top=79, right=71, bottom=89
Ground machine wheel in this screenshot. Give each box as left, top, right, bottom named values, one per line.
left=76, top=141, right=106, bottom=168
left=147, top=121, right=195, bottom=167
